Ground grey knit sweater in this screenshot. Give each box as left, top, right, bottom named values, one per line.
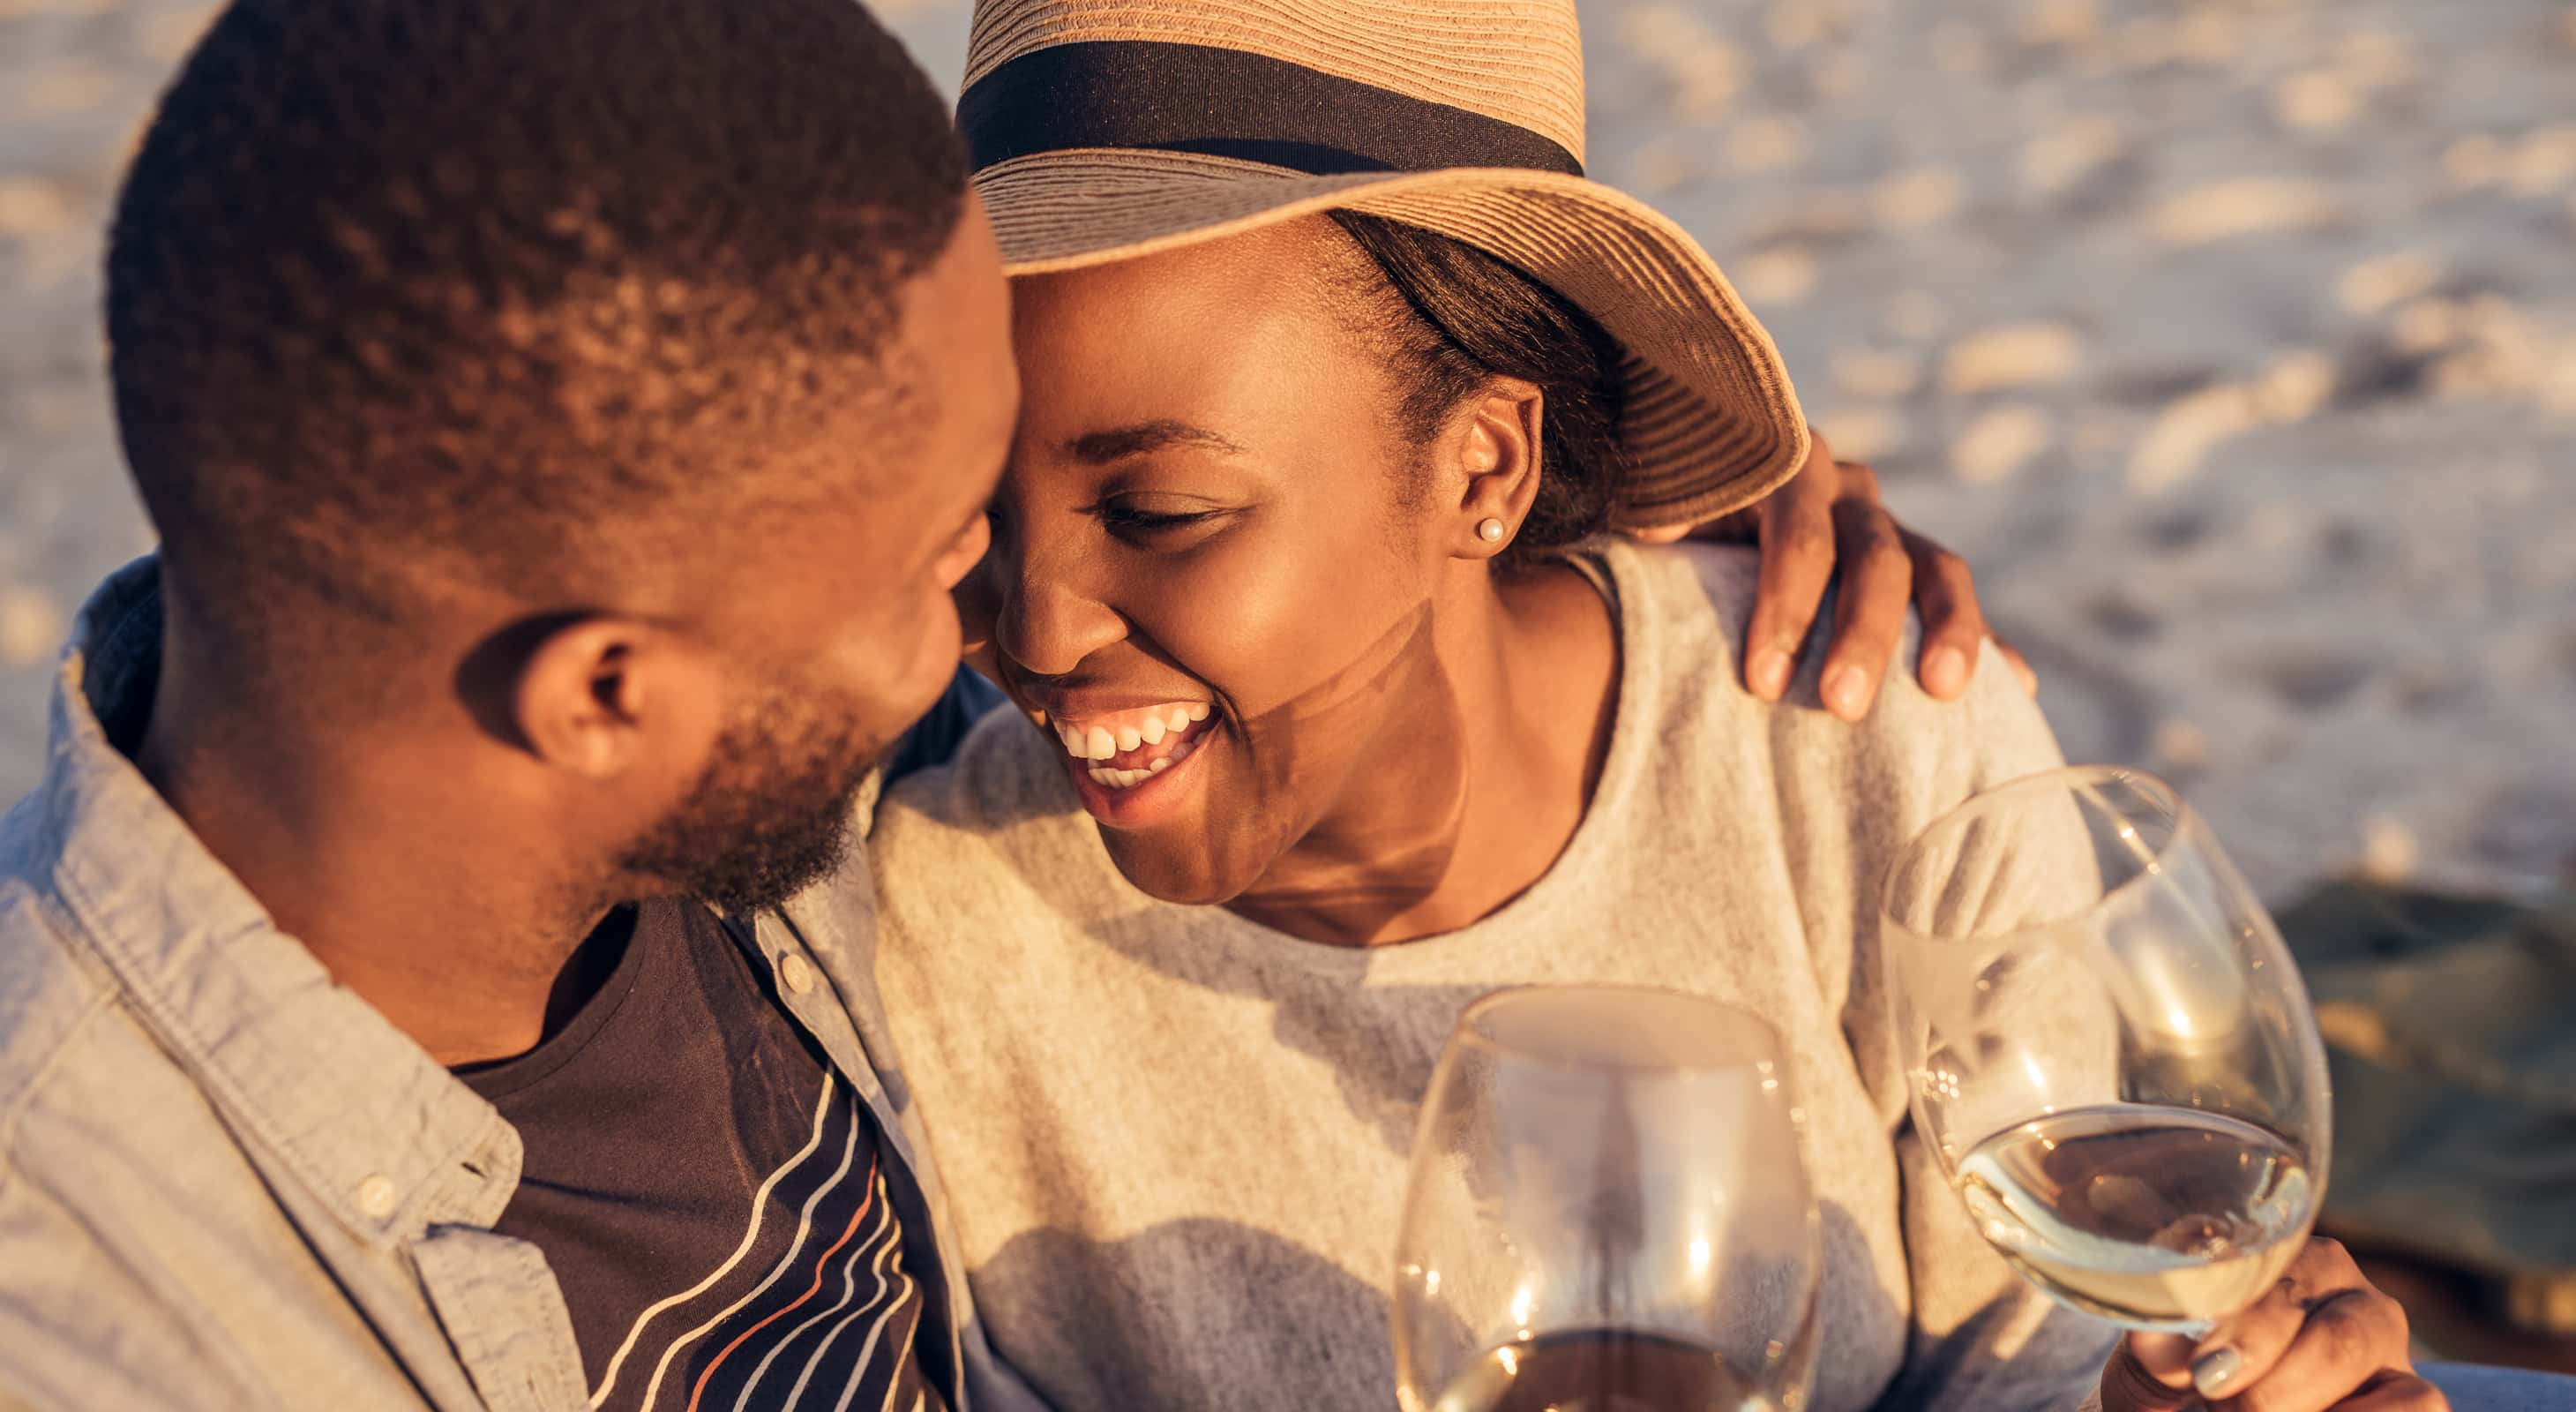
left=871, top=541, right=2119, bottom=1411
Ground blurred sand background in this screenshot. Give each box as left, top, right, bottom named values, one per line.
left=4, top=0, right=2573, bottom=905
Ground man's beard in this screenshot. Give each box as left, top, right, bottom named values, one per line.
left=614, top=685, right=888, bottom=913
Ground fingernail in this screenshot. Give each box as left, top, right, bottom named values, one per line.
left=1922, top=644, right=1969, bottom=698
left=1750, top=648, right=1793, bottom=700
left=2190, top=1347, right=2243, bottom=1398
left=1823, top=664, right=1869, bottom=718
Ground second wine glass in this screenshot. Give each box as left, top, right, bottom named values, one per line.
left=1882, top=764, right=2333, bottom=1337
left=1393, top=984, right=1821, bottom=1412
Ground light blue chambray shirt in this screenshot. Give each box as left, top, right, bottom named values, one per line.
left=0, top=559, right=1045, bottom=1412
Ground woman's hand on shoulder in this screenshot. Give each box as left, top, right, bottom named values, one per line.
left=2097, top=1237, right=2448, bottom=1412
left=1628, top=426, right=2037, bottom=722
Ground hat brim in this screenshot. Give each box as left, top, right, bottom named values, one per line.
left=977, top=147, right=1811, bottom=530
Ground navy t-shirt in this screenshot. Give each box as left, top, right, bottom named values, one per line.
left=461, top=899, right=946, bottom=1412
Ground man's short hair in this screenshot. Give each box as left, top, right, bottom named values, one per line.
left=107, top=0, right=969, bottom=633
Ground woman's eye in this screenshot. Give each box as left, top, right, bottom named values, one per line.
left=1097, top=504, right=1225, bottom=537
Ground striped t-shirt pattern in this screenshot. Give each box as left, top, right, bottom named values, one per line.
left=462, top=900, right=940, bottom=1412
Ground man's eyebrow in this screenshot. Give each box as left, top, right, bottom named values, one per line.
left=1067, top=420, right=1247, bottom=462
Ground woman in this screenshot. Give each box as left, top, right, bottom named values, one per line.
left=872, top=1, right=2442, bottom=1408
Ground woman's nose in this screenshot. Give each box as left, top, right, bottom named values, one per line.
left=992, top=539, right=1127, bottom=679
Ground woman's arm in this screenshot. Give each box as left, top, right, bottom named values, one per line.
left=1845, top=646, right=2119, bottom=1411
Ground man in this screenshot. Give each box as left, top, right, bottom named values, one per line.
left=0, top=0, right=2002, bottom=1408
left=1, top=1, right=1022, bottom=1405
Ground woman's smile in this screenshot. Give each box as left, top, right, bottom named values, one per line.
left=1034, top=699, right=1221, bottom=827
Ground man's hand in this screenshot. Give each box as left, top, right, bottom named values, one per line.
left=1630, top=428, right=2036, bottom=721
left=2098, top=1237, right=2447, bottom=1412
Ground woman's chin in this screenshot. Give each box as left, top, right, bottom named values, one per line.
left=1060, top=719, right=1275, bottom=906
left=1098, top=826, right=1260, bottom=909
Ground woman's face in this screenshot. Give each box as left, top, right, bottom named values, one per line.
left=975, top=220, right=1492, bottom=907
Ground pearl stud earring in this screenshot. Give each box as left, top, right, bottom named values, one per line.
left=1476, top=517, right=1507, bottom=543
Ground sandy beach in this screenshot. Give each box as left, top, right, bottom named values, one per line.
left=4, top=0, right=2572, bottom=902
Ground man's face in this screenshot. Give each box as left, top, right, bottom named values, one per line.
left=618, top=195, right=1017, bottom=912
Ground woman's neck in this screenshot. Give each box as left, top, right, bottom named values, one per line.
left=1224, top=558, right=1620, bottom=946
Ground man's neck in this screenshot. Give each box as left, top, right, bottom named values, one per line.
left=1228, top=560, right=1619, bottom=947
left=133, top=630, right=607, bottom=1068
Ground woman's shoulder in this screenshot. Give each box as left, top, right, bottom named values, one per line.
left=1603, top=537, right=2063, bottom=801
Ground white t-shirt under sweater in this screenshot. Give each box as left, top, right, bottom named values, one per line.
left=869, top=541, right=2119, bottom=1411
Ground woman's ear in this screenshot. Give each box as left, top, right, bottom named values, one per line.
left=1443, top=376, right=1545, bottom=560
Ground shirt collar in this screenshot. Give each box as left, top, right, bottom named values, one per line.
left=25, top=557, right=518, bottom=1243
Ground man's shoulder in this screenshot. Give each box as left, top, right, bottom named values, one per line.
left=0, top=802, right=125, bottom=1152
left=0, top=797, right=243, bottom=1217
left=0, top=913, right=193, bottom=1196
left=0, top=863, right=208, bottom=1377
left=0, top=867, right=349, bottom=1405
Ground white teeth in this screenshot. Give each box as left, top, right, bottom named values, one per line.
left=1057, top=703, right=1213, bottom=768
left=1084, top=737, right=1204, bottom=792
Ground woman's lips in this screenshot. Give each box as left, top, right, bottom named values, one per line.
left=1058, top=716, right=1220, bottom=826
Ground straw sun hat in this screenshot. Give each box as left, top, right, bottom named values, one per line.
left=958, top=0, right=1814, bottom=528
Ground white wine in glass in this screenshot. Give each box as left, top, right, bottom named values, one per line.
left=1882, top=765, right=2333, bottom=1335
left=1393, top=985, right=1821, bottom=1412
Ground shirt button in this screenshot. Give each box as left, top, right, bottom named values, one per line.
left=778, top=953, right=817, bottom=995
left=356, top=1175, right=398, bottom=1221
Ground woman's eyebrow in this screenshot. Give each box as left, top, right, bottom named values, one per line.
left=1067, top=420, right=1247, bottom=462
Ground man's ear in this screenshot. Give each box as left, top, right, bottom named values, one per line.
left=1442, top=377, right=1545, bottom=560
left=505, top=615, right=723, bottom=781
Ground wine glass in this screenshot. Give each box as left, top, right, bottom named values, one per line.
left=1393, top=985, right=1822, bottom=1412
left=1881, top=765, right=2333, bottom=1336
